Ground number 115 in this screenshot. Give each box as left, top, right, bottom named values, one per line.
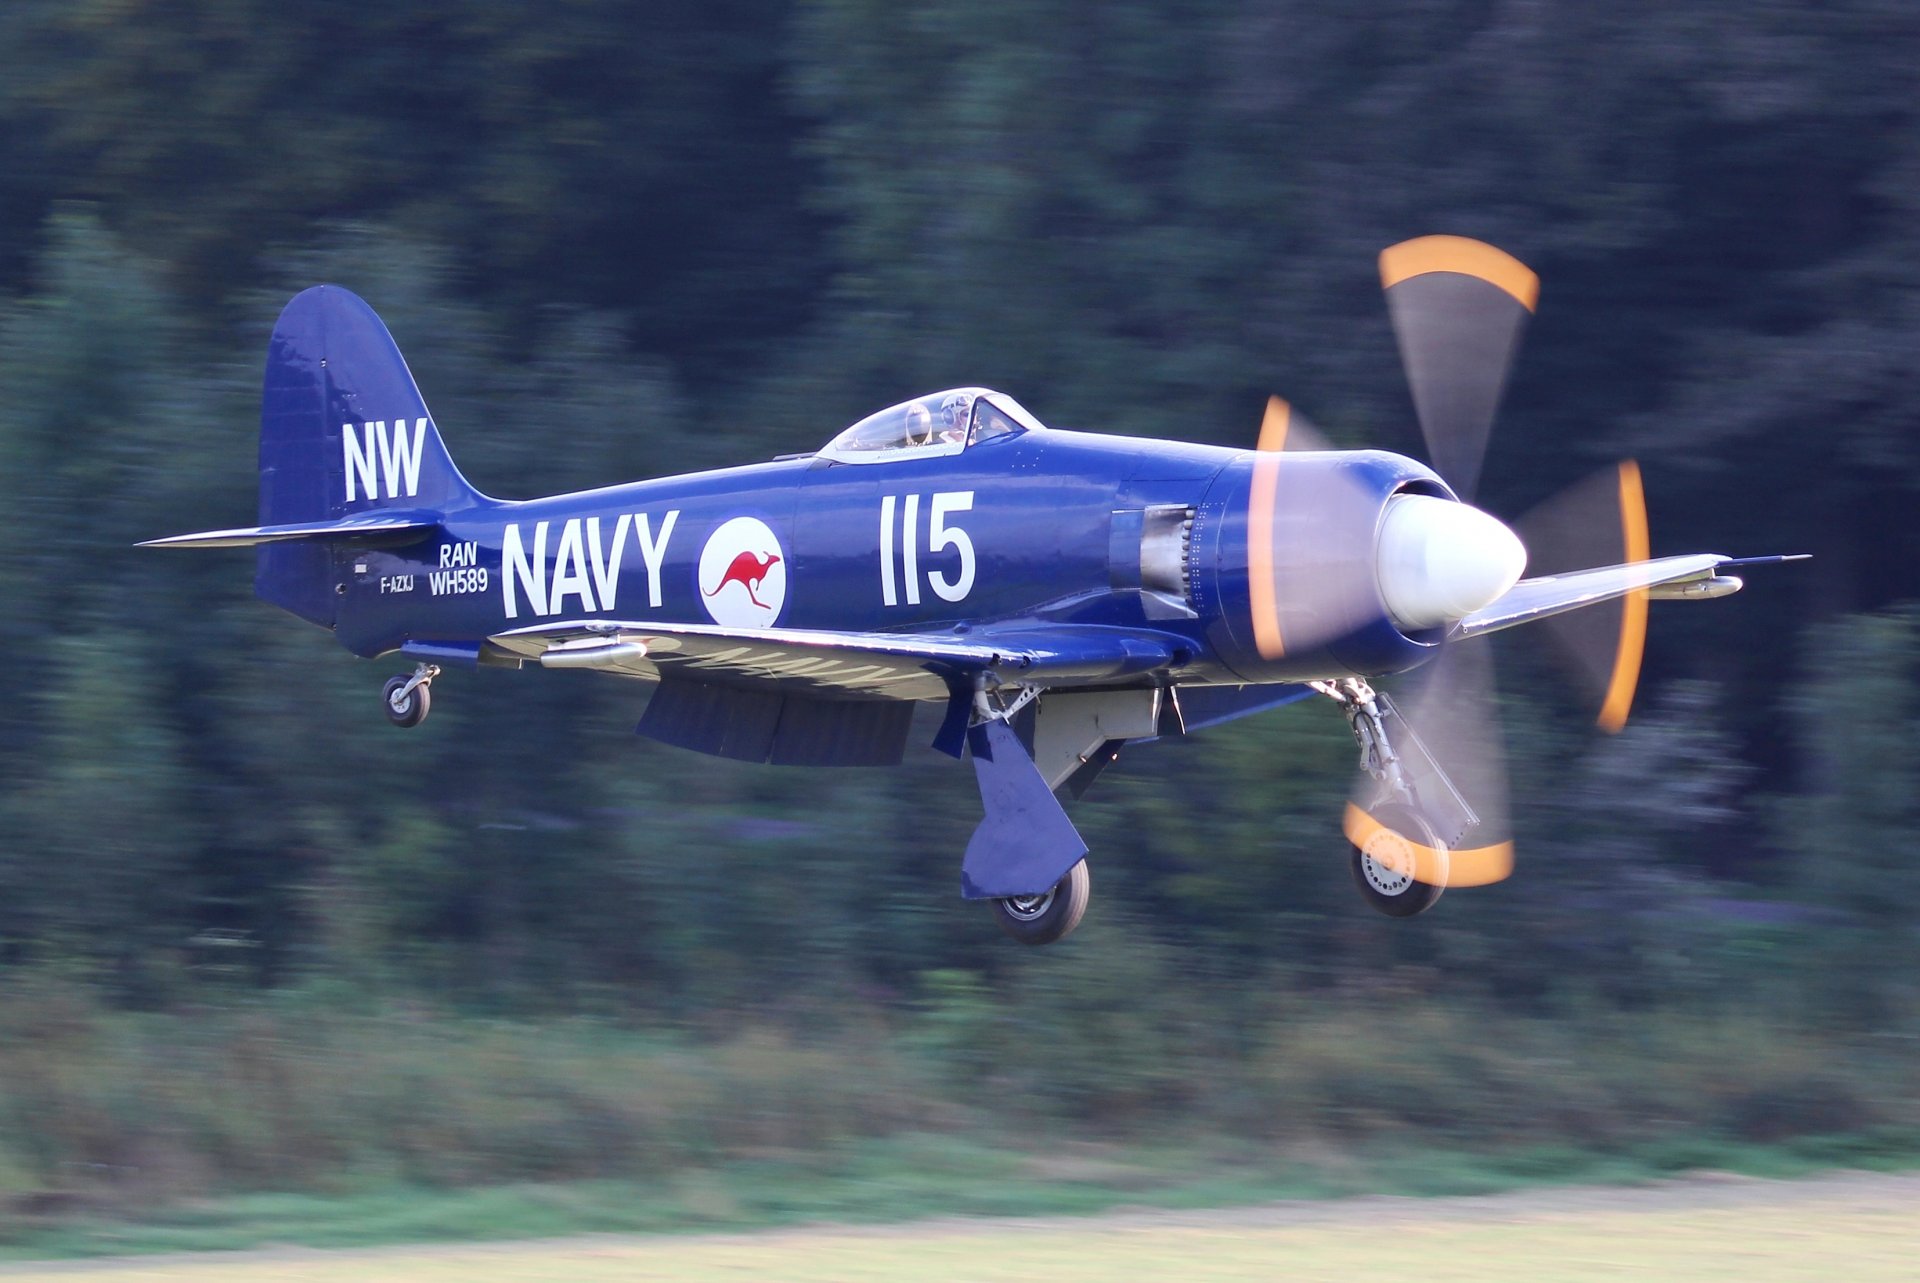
left=880, top=491, right=975, bottom=605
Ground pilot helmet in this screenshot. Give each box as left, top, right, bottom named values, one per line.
left=938, top=392, right=971, bottom=436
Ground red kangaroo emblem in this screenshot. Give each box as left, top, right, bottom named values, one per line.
left=705, top=550, right=781, bottom=610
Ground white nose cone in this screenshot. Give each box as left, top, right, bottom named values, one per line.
left=1377, top=494, right=1527, bottom=631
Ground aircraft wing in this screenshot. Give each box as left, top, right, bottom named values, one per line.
left=486, top=618, right=1183, bottom=701
left=1453, top=553, right=1726, bottom=638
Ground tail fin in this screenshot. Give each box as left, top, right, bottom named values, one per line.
left=255, top=286, right=486, bottom=624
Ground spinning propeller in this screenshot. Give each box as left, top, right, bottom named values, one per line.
left=1257, top=236, right=1654, bottom=890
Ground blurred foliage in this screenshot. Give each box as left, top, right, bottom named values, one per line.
left=0, top=0, right=1913, bottom=1211
left=0, top=975, right=1903, bottom=1218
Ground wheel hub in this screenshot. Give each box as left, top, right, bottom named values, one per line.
left=1000, top=887, right=1057, bottom=921
left=1360, top=829, right=1417, bottom=896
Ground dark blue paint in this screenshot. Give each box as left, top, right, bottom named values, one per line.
left=398, top=640, right=485, bottom=667
left=960, top=720, right=1089, bottom=899
left=932, top=684, right=971, bottom=758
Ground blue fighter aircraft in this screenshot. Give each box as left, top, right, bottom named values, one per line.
left=146, top=237, right=1802, bottom=944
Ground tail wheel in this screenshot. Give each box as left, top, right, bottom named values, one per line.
left=992, top=860, right=1091, bottom=945
left=382, top=674, right=431, bottom=728
left=1350, top=802, right=1445, bottom=917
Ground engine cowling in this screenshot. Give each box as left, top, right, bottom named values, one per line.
left=1201, top=449, right=1524, bottom=682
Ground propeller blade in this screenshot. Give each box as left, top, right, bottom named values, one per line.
left=1347, top=638, right=1514, bottom=887
left=1379, top=236, right=1539, bottom=501
left=1256, top=395, right=1333, bottom=453
left=1517, top=460, right=1651, bottom=731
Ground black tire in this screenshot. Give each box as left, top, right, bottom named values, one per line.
left=1350, top=802, right=1445, bottom=918
left=992, top=860, right=1091, bottom=945
left=382, top=675, right=430, bottom=728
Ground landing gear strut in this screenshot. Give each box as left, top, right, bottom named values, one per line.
left=1312, top=676, right=1414, bottom=804
left=382, top=663, right=439, bottom=728
left=1314, top=677, right=1462, bottom=918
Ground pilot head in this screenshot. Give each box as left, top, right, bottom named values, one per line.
left=938, top=392, right=970, bottom=442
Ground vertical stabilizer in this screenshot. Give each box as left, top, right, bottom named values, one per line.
left=254, top=286, right=484, bottom=625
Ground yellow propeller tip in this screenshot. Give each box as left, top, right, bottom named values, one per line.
left=1257, top=396, right=1291, bottom=453
left=1597, top=459, right=1649, bottom=732
left=1379, top=235, right=1540, bottom=313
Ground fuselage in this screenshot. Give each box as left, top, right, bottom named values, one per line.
left=328, top=426, right=1450, bottom=692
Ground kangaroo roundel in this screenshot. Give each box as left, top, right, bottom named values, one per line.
left=699, top=516, right=787, bottom=627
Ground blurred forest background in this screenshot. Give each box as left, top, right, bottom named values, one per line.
left=0, top=0, right=1914, bottom=1221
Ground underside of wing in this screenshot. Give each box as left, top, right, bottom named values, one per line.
left=486, top=618, right=1186, bottom=703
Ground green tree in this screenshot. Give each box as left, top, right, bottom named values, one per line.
left=1772, top=609, right=1920, bottom=1008
left=0, top=1, right=826, bottom=375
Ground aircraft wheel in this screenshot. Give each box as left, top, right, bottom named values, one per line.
left=1350, top=803, right=1444, bottom=918
left=382, top=674, right=431, bottom=728
left=992, top=860, right=1090, bottom=945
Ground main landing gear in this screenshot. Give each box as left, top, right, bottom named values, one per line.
left=961, top=681, right=1096, bottom=947
left=1314, top=676, right=1461, bottom=919
left=382, top=663, right=439, bottom=728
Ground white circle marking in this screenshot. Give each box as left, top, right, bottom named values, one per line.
left=699, top=516, right=787, bottom=628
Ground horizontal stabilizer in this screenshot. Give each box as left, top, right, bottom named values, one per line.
left=140, top=511, right=441, bottom=549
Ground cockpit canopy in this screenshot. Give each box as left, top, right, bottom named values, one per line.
left=817, top=387, right=1045, bottom=464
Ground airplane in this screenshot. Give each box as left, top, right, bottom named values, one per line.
left=144, top=236, right=1803, bottom=945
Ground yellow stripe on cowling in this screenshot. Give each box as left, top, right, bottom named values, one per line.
left=1597, top=460, right=1649, bottom=733
left=1248, top=397, right=1288, bottom=659
left=1342, top=802, right=1514, bottom=888
left=1378, top=236, right=1540, bottom=313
